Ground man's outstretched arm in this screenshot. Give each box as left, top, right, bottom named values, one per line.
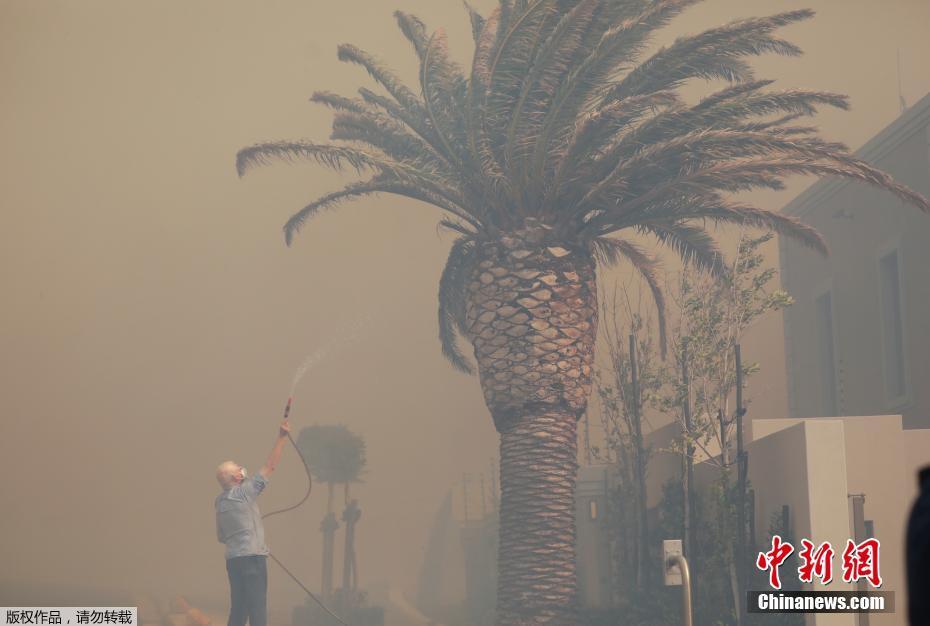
left=260, top=419, right=290, bottom=480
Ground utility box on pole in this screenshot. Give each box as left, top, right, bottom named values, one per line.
left=663, top=539, right=693, bottom=626
left=663, top=539, right=683, bottom=586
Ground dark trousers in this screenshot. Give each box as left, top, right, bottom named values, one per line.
left=226, top=555, right=267, bottom=626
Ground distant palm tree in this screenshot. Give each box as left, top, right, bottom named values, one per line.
left=296, top=425, right=366, bottom=600
left=238, top=2, right=928, bottom=623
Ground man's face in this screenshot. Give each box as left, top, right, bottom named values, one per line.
left=232, top=464, right=246, bottom=485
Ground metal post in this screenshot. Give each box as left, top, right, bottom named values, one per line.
left=341, top=499, right=361, bottom=612
left=320, top=512, right=339, bottom=598
left=682, top=341, right=694, bottom=560
left=584, top=410, right=592, bottom=465
left=718, top=409, right=727, bottom=465
left=480, top=474, right=487, bottom=519
left=462, top=473, right=469, bottom=523
left=489, top=458, right=498, bottom=512
left=850, top=494, right=870, bottom=626
left=735, top=344, right=748, bottom=624
left=667, top=554, right=694, bottom=626
left=630, top=333, right=647, bottom=586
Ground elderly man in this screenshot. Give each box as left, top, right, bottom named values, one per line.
left=215, top=419, right=290, bottom=626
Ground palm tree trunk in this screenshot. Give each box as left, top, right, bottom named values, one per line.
left=465, top=226, right=597, bottom=626
left=496, top=409, right=579, bottom=626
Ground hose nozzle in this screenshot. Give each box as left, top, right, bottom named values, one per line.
left=284, top=396, right=292, bottom=420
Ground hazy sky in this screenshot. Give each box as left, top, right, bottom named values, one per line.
left=2, top=0, right=929, bottom=614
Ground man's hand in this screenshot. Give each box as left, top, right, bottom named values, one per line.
left=279, top=419, right=291, bottom=439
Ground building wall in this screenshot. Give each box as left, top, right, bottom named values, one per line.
left=904, top=429, right=930, bottom=495
left=575, top=464, right=617, bottom=609
left=780, top=96, right=930, bottom=429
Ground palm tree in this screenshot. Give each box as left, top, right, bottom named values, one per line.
left=238, top=2, right=929, bottom=623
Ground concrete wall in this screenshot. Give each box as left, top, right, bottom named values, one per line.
left=748, top=420, right=856, bottom=626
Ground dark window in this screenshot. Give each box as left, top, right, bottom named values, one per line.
left=815, top=291, right=837, bottom=416
left=879, top=250, right=907, bottom=401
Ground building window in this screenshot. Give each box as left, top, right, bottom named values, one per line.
left=589, top=499, right=598, bottom=521
left=815, top=290, right=837, bottom=416
left=878, top=249, right=907, bottom=403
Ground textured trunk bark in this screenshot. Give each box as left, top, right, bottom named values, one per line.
left=497, top=410, right=579, bottom=626
left=463, top=224, right=597, bottom=626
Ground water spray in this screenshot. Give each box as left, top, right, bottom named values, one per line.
left=259, top=322, right=374, bottom=626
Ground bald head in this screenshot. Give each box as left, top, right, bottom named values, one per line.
left=216, top=461, right=244, bottom=489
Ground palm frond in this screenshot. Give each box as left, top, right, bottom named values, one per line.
left=237, top=141, right=375, bottom=176
left=463, top=2, right=486, bottom=44
left=357, top=87, right=456, bottom=167
left=641, top=221, right=728, bottom=277
left=673, top=198, right=828, bottom=254
left=438, top=236, right=477, bottom=373
left=282, top=176, right=479, bottom=246
left=577, top=90, right=847, bottom=195
left=438, top=217, right=477, bottom=237
left=330, top=110, right=445, bottom=166
left=591, top=236, right=668, bottom=357
left=309, top=91, right=371, bottom=114
left=466, top=8, right=511, bottom=193
left=237, top=141, right=482, bottom=222
left=337, top=44, right=423, bottom=114
left=588, top=156, right=929, bottom=240
left=421, top=29, right=469, bottom=163
left=578, top=130, right=852, bottom=207
left=283, top=179, right=386, bottom=246
left=394, top=11, right=429, bottom=60
left=549, top=89, right=681, bottom=207
left=608, top=10, right=814, bottom=100
left=692, top=79, right=776, bottom=110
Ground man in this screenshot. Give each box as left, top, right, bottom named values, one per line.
left=907, top=465, right=930, bottom=624
left=215, top=419, right=290, bottom=626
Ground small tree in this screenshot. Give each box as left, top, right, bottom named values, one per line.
left=672, top=232, right=792, bottom=461
left=296, top=424, right=367, bottom=601
left=664, top=231, right=793, bottom=623
left=297, top=424, right=368, bottom=507
left=594, top=283, right=669, bottom=595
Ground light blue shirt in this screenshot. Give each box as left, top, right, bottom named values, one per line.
left=215, top=474, right=270, bottom=559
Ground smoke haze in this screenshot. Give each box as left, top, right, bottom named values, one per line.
left=2, top=0, right=929, bottom=615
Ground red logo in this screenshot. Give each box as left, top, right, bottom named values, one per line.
left=798, top=539, right=835, bottom=584
left=757, top=536, right=882, bottom=589
left=756, top=535, right=795, bottom=590
left=841, top=538, right=882, bottom=588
